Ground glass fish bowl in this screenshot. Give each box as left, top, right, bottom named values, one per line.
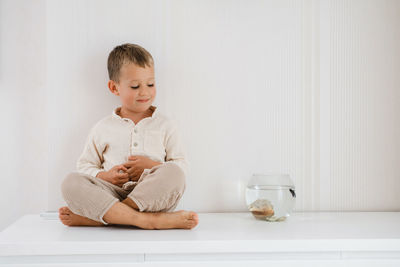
left=245, top=173, right=296, bottom=222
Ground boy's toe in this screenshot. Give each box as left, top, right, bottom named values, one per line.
left=59, top=206, right=70, bottom=214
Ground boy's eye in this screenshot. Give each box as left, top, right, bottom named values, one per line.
left=130, top=84, right=154, bottom=89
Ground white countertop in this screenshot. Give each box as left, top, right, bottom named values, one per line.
left=1, top=211, right=400, bottom=266
left=1, top=211, right=400, bottom=256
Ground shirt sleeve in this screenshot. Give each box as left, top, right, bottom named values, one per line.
left=76, top=124, right=106, bottom=178
left=164, top=121, right=190, bottom=177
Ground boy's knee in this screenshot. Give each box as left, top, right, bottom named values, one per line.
left=165, top=163, right=186, bottom=191
left=61, top=172, right=83, bottom=197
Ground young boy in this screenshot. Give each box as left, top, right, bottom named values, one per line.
left=59, top=43, right=198, bottom=230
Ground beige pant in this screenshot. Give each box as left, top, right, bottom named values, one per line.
left=61, top=162, right=186, bottom=225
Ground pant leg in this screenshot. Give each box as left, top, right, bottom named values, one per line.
left=127, top=162, right=186, bottom=212
left=61, top=172, right=127, bottom=225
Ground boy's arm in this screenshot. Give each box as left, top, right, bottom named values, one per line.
left=164, top=121, right=190, bottom=177
left=76, top=125, right=106, bottom=178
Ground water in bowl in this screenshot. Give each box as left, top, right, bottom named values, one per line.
left=246, top=185, right=296, bottom=221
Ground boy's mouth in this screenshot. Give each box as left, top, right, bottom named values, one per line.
left=137, top=99, right=149, bottom=103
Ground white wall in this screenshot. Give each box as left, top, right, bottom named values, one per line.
left=1, top=0, right=399, bottom=231
left=0, top=0, right=48, bottom=231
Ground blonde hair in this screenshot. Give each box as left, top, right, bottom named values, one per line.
left=107, top=43, right=154, bottom=83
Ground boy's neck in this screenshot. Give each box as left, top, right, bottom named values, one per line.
left=118, top=106, right=155, bottom=124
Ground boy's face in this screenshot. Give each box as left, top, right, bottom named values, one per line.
left=108, top=62, right=156, bottom=114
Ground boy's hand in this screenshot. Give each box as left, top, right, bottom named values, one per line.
left=123, top=155, right=161, bottom=181
left=96, top=165, right=129, bottom=187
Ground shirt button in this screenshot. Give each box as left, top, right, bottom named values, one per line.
left=133, top=142, right=138, bottom=147
left=134, top=129, right=138, bottom=133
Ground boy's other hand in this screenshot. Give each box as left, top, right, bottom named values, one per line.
left=96, top=165, right=129, bottom=187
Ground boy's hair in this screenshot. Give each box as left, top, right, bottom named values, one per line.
left=107, top=43, right=154, bottom=83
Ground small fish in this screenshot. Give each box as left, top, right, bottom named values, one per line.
left=289, top=188, right=296, bottom=198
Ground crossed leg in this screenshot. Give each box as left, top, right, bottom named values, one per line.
left=59, top=198, right=137, bottom=227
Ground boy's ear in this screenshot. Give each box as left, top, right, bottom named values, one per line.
left=108, top=80, right=120, bottom=96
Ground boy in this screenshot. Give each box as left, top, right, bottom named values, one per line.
left=59, top=43, right=198, bottom=230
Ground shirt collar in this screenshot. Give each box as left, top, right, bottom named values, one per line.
left=112, top=105, right=158, bottom=122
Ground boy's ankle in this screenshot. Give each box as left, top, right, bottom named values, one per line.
left=122, top=197, right=139, bottom=210
left=136, top=213, right=157, bottom=230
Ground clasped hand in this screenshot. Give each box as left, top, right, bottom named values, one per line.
left=122, top=155, right=155, bottom=181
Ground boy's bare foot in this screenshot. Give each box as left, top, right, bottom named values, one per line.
left=121, top=198, right=199, bottom=230
left=148, top=210, right=199, bottom=230
left=59, top=206, right=104, bottom=227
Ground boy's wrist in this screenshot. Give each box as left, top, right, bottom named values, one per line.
left=96, top=171, right=107, bottom=179
left=150, top=160, right=162, bottom=168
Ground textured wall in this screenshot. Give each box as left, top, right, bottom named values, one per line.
left=319, top=0, right=400, bottom=211
left=46, top=0, right=400, bottom=212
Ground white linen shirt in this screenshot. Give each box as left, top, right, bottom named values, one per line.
left=76, top=105, right=189, bottom=178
